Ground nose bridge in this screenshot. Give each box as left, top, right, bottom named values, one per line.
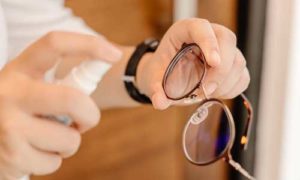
left=191, top=85, right=208, bottom=100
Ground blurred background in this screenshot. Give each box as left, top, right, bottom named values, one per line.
left=32, top=0, right=300, bottom=180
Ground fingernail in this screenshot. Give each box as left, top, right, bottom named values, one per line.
left=205, top=82, right=218, bottom=95
left=210, top=51, right=221, bottom=66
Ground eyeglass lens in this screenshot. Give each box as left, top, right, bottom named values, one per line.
left=183, top=100, right=231, bottom=164
left=164, top=44, right=205, bottom=99
left=183, top=100, right=256, bottom=180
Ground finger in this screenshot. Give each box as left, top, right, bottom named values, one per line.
left=6, top=136, right=62, bottom=176
left=0, top=129, right=28, bottom=179
left=212, top=49, right=246, bottom=97
left=23, top=144, right=62, bottom=176
left=0, top=137, right=57, bottom=178
left=202, top=23, right=237, bottom=96
left=221, top=68, right=250, bottom=99
left=16, top=31, right=122, bottom=76
left=150, top=82, right=172, bottom=110
left=0, top=105, right=63, bottom=177
left=179, top=18, right=221, bottom=67
left=24, top=115, right=81, bottom=158
left=20, top=80, right=100, bottom=133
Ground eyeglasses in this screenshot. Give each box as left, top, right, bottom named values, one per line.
left=162, top=43, right=255, bottom=180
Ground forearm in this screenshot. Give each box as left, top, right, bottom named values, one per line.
left=92, top=45, right=153, bottom=109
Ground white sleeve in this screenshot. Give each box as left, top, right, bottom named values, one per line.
left=1, top=0, right=104, bottom=59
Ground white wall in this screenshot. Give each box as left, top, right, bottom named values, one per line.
left=173, top=0, right=197, bottom=21
left=279, top=0, right=300, bottom=179
left=256, top=0, right=300, bottom=179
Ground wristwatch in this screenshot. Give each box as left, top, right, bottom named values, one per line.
left=123, top=39, right=159, bottom=104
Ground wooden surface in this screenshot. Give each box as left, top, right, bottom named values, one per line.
left=63, top=0, right=172, bottom=44
left=32, top=0, right=237, bottom=179
left=33, top=106, right=183, bottom=180
left=198, top=0, right=237, bottom=32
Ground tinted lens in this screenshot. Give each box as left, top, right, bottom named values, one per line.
left=164, top=45, right=205, bottom=99
left=183, top=100, right=232, bottom=164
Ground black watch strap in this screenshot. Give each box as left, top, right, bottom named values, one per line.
left=123, top=39, right=159, bottom=104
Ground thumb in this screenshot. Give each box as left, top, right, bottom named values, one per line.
left=150, top=82, right=172, bottom=110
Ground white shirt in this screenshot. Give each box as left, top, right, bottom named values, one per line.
left=0, top=0, right=101, bottom=64
left=0, top=1, right=102, bottom=179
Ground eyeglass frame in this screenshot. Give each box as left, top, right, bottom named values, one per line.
left=162, top=43, right=255, bottom=179
left=162, top=43, right=253, bottom=149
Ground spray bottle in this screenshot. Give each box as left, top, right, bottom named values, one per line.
left=44, top=60, right=111, bottom=125
left=21, top=60, right=110, bottom=180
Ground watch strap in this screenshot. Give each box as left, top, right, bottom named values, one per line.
left=123, top=39, right=159, bottom=104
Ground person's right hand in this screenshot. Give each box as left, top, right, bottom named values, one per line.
left=0, top=31, right=121, bottom=179
left=136, top=19, right=249, bottom=109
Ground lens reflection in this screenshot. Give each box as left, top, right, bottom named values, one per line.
left=164, top=45, right=205, bottom=99
left=183, top=100, right=231, bottom=164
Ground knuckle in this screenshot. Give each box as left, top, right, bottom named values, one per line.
left=189, top=18, right=210, bottom=29
left=186, top=18, right=209, bottom=25
left=234, top=54, right=247, bottom=69
left=43, top=31, right=61, bottom=49
left=198, top=18, right=210, bottom=25
left=217, top=26, right=237, bottom=45
left=224, top=70, right=250, bottom=99
left=235, top=49, right=247, bottom=66
left=242, top=70, right=251, bottom=88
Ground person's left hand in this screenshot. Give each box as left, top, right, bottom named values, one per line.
left=136, top=18, right=250, bottom=110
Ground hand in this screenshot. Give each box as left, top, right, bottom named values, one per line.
left=0, top=31, right=121, bottom=179
left=137, top=18, right=250, bottom=109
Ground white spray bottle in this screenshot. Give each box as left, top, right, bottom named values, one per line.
left=44, top=60, right=111, bottom=125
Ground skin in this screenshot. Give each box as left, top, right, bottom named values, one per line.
left=0, top=18, right=249, bottom=179
left=94, top=20, right=249, bottom=109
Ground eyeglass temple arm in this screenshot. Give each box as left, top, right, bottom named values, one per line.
left=240, top=93, right=254, bottom=150
left=227, top=158, right=256, bottom=180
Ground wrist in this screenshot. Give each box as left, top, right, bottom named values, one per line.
left=123, top=39, right=159, bottom=104
left=136, top=52, right=153, bottom=97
